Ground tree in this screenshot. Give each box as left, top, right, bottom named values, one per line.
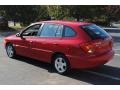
left=104, top=5, right=120, bottom=25
left=1, top=5, right=120, bottom=26
left=47, top=5, right=70, bottom=20
left=67, top=5, right=105, bottom=21
left=34, top=6, right=50, bottom=21
left=0, top=5, right=50, bottom=25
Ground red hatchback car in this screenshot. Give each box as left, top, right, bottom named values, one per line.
left=4, top=20, right=114, bottom=74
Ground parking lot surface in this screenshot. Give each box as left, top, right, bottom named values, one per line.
left=0, top=29, right=120, bottom=85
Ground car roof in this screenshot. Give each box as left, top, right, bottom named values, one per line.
left=32, top=20, right=91, bottom=26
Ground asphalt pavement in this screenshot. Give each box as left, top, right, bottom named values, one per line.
left=0, top=29, right=120, bottom=85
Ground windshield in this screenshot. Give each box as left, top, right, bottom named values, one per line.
left=81, top=24, right=109, bottom=39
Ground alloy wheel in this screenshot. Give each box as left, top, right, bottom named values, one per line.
left=54, top=57, right=67, bottom=74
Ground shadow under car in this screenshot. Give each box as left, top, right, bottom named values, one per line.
left=13, top=55, right=120, bottom=85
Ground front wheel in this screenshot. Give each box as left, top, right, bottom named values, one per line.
left=6, top=43, right=16, bottom=58
left=53, top=55, right=70, bottom=74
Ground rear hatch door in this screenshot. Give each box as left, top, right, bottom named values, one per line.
left=81, top=24, right=113, bottom=55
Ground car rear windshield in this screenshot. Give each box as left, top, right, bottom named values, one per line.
left=81, top=24, right=109, bottom=40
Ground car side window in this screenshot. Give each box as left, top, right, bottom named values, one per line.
left=39, top=23, right=63, bottom=37
left=63, top=26, right=76, bottom=37
left=22, top=24, right=41, bottom=36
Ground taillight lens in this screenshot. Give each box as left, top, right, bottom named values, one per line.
left=80, top=42, right=95, bottom=54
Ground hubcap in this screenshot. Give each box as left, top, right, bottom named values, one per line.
left=55, top=57, right=67, bottom=73
left=7, top=45, right=14, bottom=57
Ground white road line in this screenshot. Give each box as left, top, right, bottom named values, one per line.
left=113, top=48, right=120, bottom=56
left=114, top=49, right=120, bottom=51
left=113, top=49, right=120, bottom=56
left=103, top=28, right=120, bottom=30
left=84, top=70, right=120, bottom=81
left=115, top=54, right=120, bottom=56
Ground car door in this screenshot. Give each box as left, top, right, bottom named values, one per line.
left=31, top=23, right=63, bottom=63
left=14, top=24, right=41, bottom=58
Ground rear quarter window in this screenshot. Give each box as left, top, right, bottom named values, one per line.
left=63, top=26, right=76, bottom=37
left=81, top=24, right=109, bottom=39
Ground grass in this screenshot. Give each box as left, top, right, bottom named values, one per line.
left=0, top=25, right=25, bottom=32
left=9, top=25, right=24, bottom=31
left=8, top=22, right=25, bottom=31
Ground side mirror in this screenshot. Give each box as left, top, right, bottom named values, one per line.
left=16, top=33, right=21, bottom=37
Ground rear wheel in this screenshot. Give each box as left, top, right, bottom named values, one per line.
left=6, top=43, right=16, bottom=58
left=53, top=55, right=70, bottom=74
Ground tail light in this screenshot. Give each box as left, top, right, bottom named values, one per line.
left=80, top=42, right=95, bottom=54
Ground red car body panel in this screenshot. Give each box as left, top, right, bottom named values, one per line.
left=4, top=20, right=114, bottom=69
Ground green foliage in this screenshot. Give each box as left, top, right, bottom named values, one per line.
left=47, top=6, right=68, bottom=19
left=0, top=5, right=120, bottom=26
left=0, top=5, right=50, bottom=25
left=63, top=16, right=75, bottom=21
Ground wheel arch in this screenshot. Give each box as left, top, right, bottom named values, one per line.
left=51, top=52, right=71, bottom=74
left=5, top=42, right=13, bottom=47
left=51, top=52, right=70, bottom=65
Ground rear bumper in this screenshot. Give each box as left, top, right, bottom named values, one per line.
left=67, top=50, right=115, bottom=69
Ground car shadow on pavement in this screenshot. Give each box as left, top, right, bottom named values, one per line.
left=14, top=55, right=120, bottom=85
left=65, top=66, right=120, bottom=85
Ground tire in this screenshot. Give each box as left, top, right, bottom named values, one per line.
left=6, top=43, right=16, bottom=58
left=53, top=54, right=70, bottom=74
